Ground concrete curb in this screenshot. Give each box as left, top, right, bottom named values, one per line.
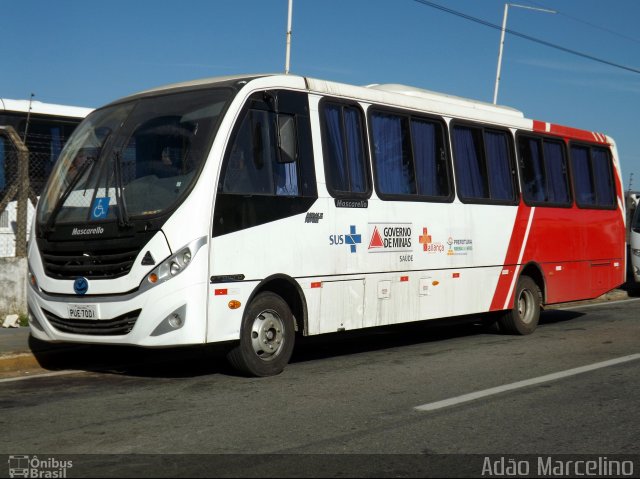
left=0, top=352, right=42, bottom=373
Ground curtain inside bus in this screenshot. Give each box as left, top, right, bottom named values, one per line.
left=543, top=141, right=570, bottom=204
left=371, top=113, right=415, bottom=195
left=485, top=131, right=514, bottom=201
left=411, top=119, right=438, bottom=196
left=452, top=126, right=487, bottom=199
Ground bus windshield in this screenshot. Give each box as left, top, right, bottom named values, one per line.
left=37, top=88, right=233, bottom=227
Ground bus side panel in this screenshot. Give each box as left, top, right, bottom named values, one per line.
left=524, top=207, right=624, bottom=304
left=305, top=279, right=365, bottom=335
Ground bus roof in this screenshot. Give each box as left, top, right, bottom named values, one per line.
left=115, top=73, right=528, bottom=127
left=111, top=73, right=611, bottom=139
left=0, top=98, right=93, bottom=119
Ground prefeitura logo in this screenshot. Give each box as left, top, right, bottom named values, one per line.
left=8, top=455, right=73, bottom=478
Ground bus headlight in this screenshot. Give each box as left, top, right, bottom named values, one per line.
left=140, top=237, right=207, bottom=292
left=633, top=249, right=640, bottom=257
left=151, top=248, right=190, bottom=283
left=170, top=261, right=181, bottom=276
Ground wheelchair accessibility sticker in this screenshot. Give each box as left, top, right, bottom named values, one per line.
left=91, top=197, right=110, bottom=220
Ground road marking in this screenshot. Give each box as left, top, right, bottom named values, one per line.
left=415, top=353, right=640, bottom=412
left=0, top=370, right=86, bottom=384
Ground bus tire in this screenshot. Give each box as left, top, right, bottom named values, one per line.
left=498, top=275, right=541, bottom=335
left=226, top=291, right=295, bottom=377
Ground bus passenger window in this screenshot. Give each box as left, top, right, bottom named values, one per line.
left=452, top=124, right=517, bottom=204
left=570, top=142, right=618, bottom=209
left=517, top=135, right=572, bottom=207
left=321, top=102, right=369, bottom=197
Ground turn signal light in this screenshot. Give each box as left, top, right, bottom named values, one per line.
left=228, top=300, right=241, bottom=310
left=148, top=273, right=159, bottom=284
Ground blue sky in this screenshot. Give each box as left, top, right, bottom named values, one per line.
left=3, top=0, right=639, bottom=188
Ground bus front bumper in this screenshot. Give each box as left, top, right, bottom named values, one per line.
left=27, top=279, right=208, bottom=347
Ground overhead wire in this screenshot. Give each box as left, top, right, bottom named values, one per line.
left=412, top=0, right=640, bottom=75
left=526, top=0, right=640, bottom=45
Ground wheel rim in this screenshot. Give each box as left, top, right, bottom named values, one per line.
left=250, top=309, right=285, bottom=361
left=517, top=288, right=535, bottom=324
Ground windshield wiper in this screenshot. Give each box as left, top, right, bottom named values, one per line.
left=113, top=151, right=131, bottom=228
left=44, top=157, right=96, bottom=234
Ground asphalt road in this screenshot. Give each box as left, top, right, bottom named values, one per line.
left=1, top=298, right=639, bottom=477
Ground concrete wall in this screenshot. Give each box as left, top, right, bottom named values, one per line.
left=0, top=257, right=27, bottom=316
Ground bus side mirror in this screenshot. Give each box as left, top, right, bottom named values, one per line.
left=277, top=114, right=297, bottom=164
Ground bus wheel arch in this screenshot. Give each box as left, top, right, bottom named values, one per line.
left=226, top=275, right=307, bottom=376
left=248, top=274, right=308, bottom=336
left=498, top=264, right=545, bottom=335
left=520, top=262, right=546, bottom=306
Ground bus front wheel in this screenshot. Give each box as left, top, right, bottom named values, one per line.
left=498, top=275, right=541, bottom=335
left=226, top=291, right=295, bottom=377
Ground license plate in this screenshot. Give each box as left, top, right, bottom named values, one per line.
left=68, top=304, right=98, bottom=320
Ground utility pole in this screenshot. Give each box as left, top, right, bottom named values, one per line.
left=493, top=4, right=556, bottom=104
left=23, top=93, right=35, bottom=143
left=284, top=0, right=293, bottom=74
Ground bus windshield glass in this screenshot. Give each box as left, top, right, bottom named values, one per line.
left=37, top=88, right=233, bottom=227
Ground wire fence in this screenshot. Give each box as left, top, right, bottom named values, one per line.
left=0, top=127, right=32, bottom=258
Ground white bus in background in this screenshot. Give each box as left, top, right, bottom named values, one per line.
left=627, top=191, right=640, bottom=282
left=27, top=74, right=625, bottom=376
left=0, top=98, right=92, bottom=256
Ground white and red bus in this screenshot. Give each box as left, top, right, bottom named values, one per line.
left=27, top=74, right=625, bottom=376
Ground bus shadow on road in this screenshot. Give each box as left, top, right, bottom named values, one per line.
left=539, top=309, right=586, bottom=326
left=27, top=335, right=236, bottom=379
left=27, top=310, right=587, bottom=379
left=289, top=309, right=585, bottom=365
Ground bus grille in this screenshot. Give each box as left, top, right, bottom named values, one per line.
left=40, top=247, right=139, bottom=279
left=42, top=309, right=141, bottom=336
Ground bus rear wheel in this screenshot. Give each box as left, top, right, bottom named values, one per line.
left=498, top=275, right=541, bottom=335
left=226, top=292, right=295, bottom=377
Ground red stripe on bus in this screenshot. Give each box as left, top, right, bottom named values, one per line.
left=489, top=203, right=533, bottom=311
left=533, top=120, right=608, bottom=144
